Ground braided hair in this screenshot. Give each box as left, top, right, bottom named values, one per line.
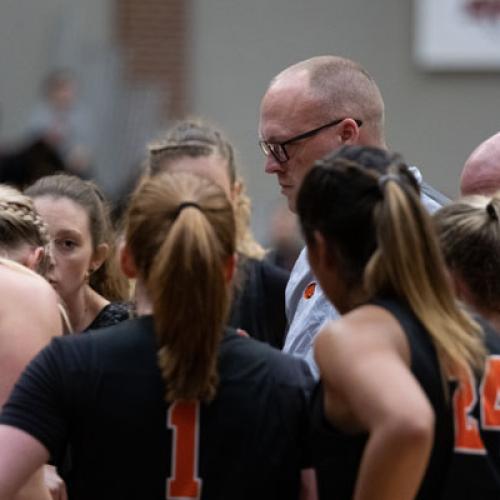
left=0, top=184, right=51, bottom=274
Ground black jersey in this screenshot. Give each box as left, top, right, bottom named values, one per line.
left=229, top=256, right=289, bottom=348
left=442, top=318, right=500, bottom=499
left=309, top=296, right=454, bottom=500
left=0, top=316, right=313, bottom=500
left=83, top=301, right=131, bottom=332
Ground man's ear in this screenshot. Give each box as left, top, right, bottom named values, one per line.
left=339, top=118, right=361, bottom=145
left=120, top=244, right=138, bottom=279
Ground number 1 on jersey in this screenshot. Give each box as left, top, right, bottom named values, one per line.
left=167, top=401, right=202, bottom=500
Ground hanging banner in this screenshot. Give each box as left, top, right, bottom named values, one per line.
left=414, top=0, right=500, bottom=70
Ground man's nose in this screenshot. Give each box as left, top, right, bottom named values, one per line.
left=264, top=155, right=286, bottom=174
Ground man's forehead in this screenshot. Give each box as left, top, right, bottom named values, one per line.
left=260, top=77, right=322, bottom=138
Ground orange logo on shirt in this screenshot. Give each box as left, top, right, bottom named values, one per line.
left=303, top=282, right=316, bottom=299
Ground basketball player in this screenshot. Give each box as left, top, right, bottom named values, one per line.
left=0, top=173, right=314, bottom=500
left=0, top=259, right=62, bottom=500
left=435, top=194, right=500, bottom=499
left=296, top=146, right=485, bottom=499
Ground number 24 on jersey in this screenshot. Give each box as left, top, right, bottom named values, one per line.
left=453, top=355, right=500, bottom=453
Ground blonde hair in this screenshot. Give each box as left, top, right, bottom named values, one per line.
left=125, top=172, right=236, bottom=402
left=147, top=119, right=265, bottom=260
left=297, top=146, right=485, bottom=380
left=0, top=184, right=51, bottom=275
left=434, top=193, right=500, bottom=312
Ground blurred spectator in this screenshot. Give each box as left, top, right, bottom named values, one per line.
left=265, top=202, right=302, bottom=271
left=26, top=69, right=93, bottom=177
left=0, top=138, right=66, bottom=189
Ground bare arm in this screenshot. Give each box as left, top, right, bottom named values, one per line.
left=300, top=468, right=318, bottom=500
left=0, top=266, right=62, bottom=500
left=0, top=268, right=62, bottom=404
left=315, top=305, right=435, bottom=500
left=0, top=426, right=50, bottom=499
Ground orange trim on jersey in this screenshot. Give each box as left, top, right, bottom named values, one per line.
left=481, top=356, right=500, bottom=430
left=303, top=282, right=316, bottom=299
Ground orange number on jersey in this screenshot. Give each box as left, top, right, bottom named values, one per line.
left=480, top=356, right=500, bottom=430
left=167, top=401, right=202, bottom=500
left=453, top=366, right=486, bottom=454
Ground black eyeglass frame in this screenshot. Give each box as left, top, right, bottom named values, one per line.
left=259, top=117, right=363, bottom=164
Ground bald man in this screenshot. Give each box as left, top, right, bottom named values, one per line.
left=461, top=131, right=500, bottom=196
left=259, top=56, right=447, bottom=376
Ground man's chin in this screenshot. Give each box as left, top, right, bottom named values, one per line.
left=286, top=196, right=298, bottom=213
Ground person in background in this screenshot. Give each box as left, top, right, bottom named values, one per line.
left=265, top=202, right=302, bottom=272
left=296, top=145, right=485, bottom=499
left=25, top=174, right=130, bottom=333
left=147, top=119, right=289, bottom=348
left=0, top=172, right=313, bottom=500
left=26, top=69, right=93, bottom=177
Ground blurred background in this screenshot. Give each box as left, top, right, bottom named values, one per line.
left=1, top=0, right=500, bottom=246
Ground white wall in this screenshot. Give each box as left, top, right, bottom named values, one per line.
left=191, top=0, right=500, bottom=239
left=2, top=0, right=500, bottom=238
left=0, top=0, right=112, bottom=141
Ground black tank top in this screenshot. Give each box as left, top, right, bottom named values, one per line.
left=310, top=296, right=454, bottom=499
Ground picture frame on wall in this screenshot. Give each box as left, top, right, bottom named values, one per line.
left=414, top=0, right=500, bottom=70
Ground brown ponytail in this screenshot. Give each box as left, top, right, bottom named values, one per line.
left=125, top=172, right=235, bottom=401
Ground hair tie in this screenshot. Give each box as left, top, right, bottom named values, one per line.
left=486, top=202, right=498, bottom=221
left=378, top=174, right=400, bottom=192
left=174, top=201, right=202, bottom=218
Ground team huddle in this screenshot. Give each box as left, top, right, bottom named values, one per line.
left=0, top=55, right=499, bottom=500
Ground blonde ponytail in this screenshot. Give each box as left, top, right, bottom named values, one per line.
left=366, top=175, right=485, bottom=377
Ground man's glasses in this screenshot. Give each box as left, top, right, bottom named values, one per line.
left=259, top=117, right=363, bottom=164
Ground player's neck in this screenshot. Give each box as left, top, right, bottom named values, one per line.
left=134, top=279, right=153, bottom=316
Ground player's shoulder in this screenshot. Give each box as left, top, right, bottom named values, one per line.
left=0, top=259, right=61, bottom=337
left=0, top=259, right=57, bottom=302
left=220, top=329, right=314, bottom=389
